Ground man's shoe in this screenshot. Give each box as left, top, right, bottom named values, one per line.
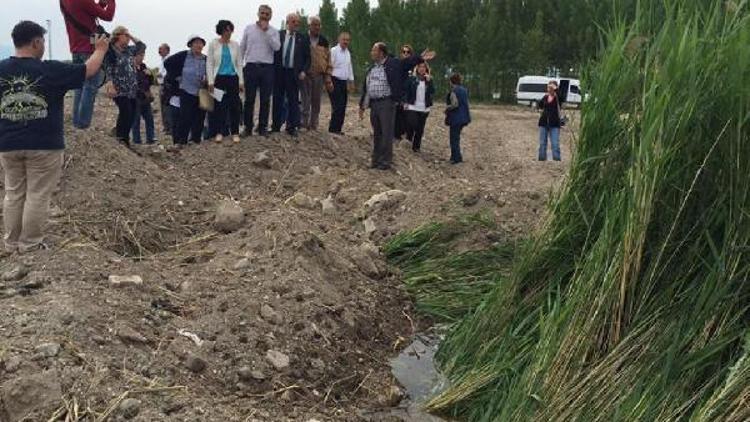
left=241, top=129, right=253, bottom=138
left=287, top=128, right=299, bottom=137
left=258, top=129, right=269, bottom=137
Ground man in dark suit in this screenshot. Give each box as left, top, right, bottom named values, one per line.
left=272, top=13, right=310, bottom=137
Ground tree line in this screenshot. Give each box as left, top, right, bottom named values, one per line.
left=291, top=0, right=639, bottom=102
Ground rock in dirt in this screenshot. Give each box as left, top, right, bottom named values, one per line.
left=265, top=350, right=290, bottom=371
left=184, top=353, right=207, bottom=373
left=214, top=200, right=246, bottom=234
left=378, top=385, right=405, bottom=407
left=1, top=371, right=62, bottom=421
left=2, top=264, right=29, bottom=282
left=363, top=218, right=377, bottom=236
left=119, top=398, right=141, bottom=419
left=285, top=192, right=317, bottom=210
left=117, top=327, right=149, bottom=345
left=252, top=150, right=273, bottom=169
left=233, top=257, right=252, bottom=270
left=364, top=190, right=407, bottom=214
left=462, top=189, right=482, bottom=207
left=2, top=355, right=22, bottom=373
left=320, top=195, right=336, bottom=215
left=108, top=275, right=143, bottom=288
left=34, top=342, right=61, bottom=359
left=260, top=304, right=283, bottom=325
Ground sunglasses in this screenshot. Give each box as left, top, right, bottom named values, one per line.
left=402, top=50, right=412, bottom=54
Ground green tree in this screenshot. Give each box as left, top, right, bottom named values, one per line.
left=319, top=0, right=340, bottom=41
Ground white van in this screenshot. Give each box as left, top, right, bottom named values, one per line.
left=515, top=75, right=583, bottom=107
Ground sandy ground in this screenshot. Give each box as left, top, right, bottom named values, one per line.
left=0, top=96, right=571, bottom=421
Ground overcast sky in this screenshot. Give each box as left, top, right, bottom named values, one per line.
left=1, top=0, right=362, bottom=64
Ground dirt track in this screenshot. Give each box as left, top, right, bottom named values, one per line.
left=0, top=97, right=571, bottom=421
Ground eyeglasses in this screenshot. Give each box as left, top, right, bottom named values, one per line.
left=402, top=50, right=412, bottom=54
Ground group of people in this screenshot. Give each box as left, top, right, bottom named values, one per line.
left=59, top=1, right=473, bottom=168
left=0, top=0, right=478, bottom=255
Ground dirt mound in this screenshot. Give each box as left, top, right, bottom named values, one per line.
left=0, top=99, right=566, bottom=420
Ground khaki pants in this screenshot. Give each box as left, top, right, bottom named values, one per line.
left=301, top=73, right=325, bottom=130
left=0, top=150, right=63, bottom=252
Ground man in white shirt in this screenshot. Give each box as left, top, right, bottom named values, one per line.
left=328, top=32, right=354, bottom=135
left=239, top=4, right=280, bottom=137
left=156, top=43, right=172, bottom=135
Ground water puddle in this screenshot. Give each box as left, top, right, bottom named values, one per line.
left=361, top=331, right=450, bottom=421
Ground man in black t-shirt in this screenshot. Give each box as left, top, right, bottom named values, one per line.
left=0, top=21, right=108, bottom=253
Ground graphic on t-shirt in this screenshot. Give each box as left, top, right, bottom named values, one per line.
left=0, top=75, right=48, bottom=122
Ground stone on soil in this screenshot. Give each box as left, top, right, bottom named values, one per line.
left=117, top=327, right=148, bottom=344
left=214, top=200, right=246, bottom=234
left=184, top=353, right=207, bottom=373
left=364, top=190, right=407, bottom=214
left=1, top=371, right=62, bottom=421
left=2, top=264, right=29, bottom=282
left=108, top=275, right=143, bottom=288
left=233, top=257, right=252, bottom=270
left=320, top=195, right=336, bottom=215
left=265, top=350, right=290, bottom=371
left=34, top=342, right=61, bottom=358
left=253, top=150, right=273, bottom=169
left=285, top=192, right=317, bottom=210
left=119, top=398, right=141, bottom=419
left=260, top=304, right=283, bottom=325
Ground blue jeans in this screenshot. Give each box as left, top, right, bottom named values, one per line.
left=449, top=124, right=464, bottom=163
left=72, top=53, right=103, bottom=129
left=132, top=100, right=156, bottom=144
left=538, top=126, right=561, bottom=161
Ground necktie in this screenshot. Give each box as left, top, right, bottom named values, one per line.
left=284, top=34, right=293, bottom=68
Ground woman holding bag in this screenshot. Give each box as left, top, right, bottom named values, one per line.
left=103, top=26, right=145, bottom=147
left=537, top=81, right=563, bottom=161
left=165, top=34, right=207, bottom=146
left=207, top=20, right=244, bottom=144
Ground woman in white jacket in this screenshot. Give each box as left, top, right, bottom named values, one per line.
left=207, top=20, right=244, bottom=144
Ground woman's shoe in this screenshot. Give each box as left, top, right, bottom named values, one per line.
left=232, top=135, right=241, bottom=144
left=214, top=134, right=224, bottom=144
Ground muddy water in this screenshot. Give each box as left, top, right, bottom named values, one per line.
left=360, top=332, right=450, bottom=421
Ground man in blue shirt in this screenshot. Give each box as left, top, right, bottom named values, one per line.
left=0, top=21, right=108, bottom=253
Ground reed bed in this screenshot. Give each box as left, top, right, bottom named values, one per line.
left=389, top=1, right=750, bottom=420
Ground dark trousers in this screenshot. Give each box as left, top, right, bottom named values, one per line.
left=210, top=75, right=241, bottom=137
left=395, top=106, right=407, bottom=139
left=272, top=68, right=301, bottom=132
left=370, top=98, right=396, bottom=168
left=449, top=124, right=464, bottom=163
left=175, top=91, right=206, bottom=144
left=113, top=96, right=136, bottom=144
left=405, top=110, right=429, bottom=151
left=328, top=77, right=348, bottom=133
left=159, top=90, right=173, bottom=134
left=243, top=63, right=274, bottom=133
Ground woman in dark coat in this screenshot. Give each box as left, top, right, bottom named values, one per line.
left=403, top=62, right=435, bottom=152
left=445, top=73, right=471, bottom=164
left=164, top=35, right=207, bottom=146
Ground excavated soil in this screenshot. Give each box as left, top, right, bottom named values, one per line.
left=0, top=97, right=571, bottom=421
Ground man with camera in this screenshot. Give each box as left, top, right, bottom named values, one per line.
left=0, top=21, right=109, bottom=253
left=60, top=0, right=116, bottom=129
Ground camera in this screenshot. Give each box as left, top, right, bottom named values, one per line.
left=90, top=25, right=110, bottom=44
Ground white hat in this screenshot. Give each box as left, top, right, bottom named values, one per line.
left=187, top=34, right=206, bottom=47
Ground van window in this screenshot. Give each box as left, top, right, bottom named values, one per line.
left=518, top=83, right=548, bottom=93
left=570, top=85, right=581, bottom=94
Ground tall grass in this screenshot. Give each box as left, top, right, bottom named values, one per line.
left=384, top=213, right=517, bottom=323
left=397, top=1, right=750, bottom=420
